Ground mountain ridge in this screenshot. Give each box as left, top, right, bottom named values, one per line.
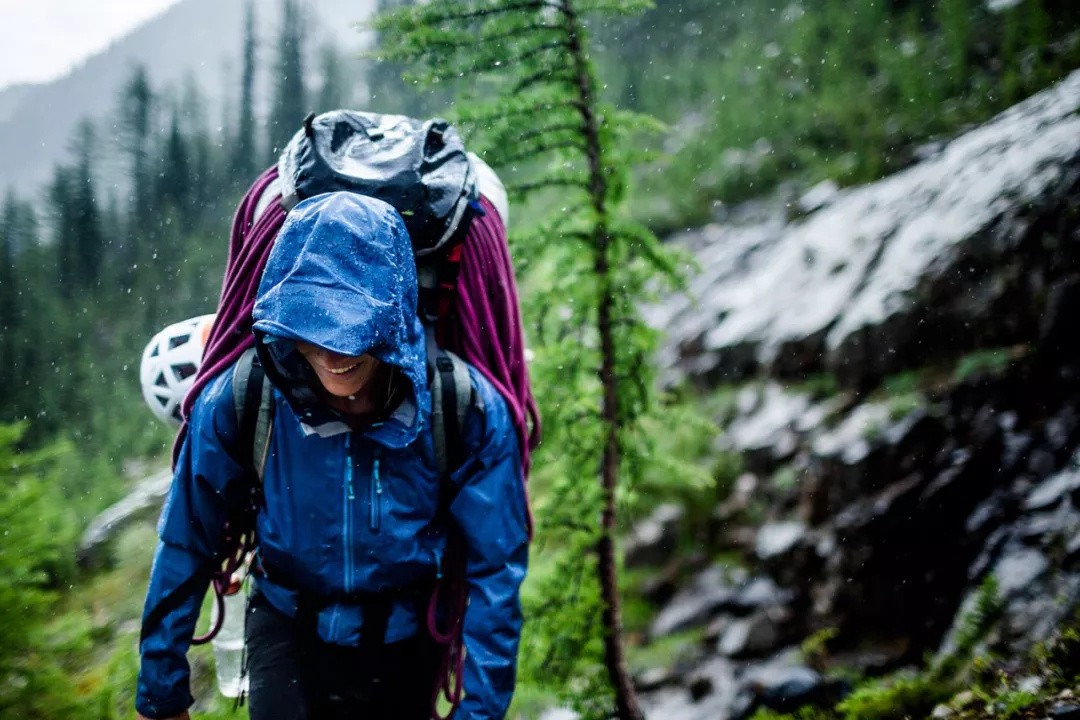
left=0, top=0, right=375, bottom=195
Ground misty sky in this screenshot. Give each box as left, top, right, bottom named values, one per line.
left=0, top=0, right=182, bottom=90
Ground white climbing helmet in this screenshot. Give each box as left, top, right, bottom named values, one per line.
left=140, top=314, right=216, bottom=426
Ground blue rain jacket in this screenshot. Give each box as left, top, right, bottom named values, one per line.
left=136, top=193, right=529, bottom=720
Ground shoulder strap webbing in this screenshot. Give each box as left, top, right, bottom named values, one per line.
left=232, top=347, right=275, bottom=480
left=427, top=338, right=480, bottom=476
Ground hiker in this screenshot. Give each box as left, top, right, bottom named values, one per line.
left=135, top=191, right=530, bottom=720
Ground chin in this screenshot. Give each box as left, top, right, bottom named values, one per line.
left=325, top=382, right=364, bottom=398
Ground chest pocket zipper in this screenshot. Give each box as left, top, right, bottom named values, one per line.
left=370, top=451, right=382, bottom=533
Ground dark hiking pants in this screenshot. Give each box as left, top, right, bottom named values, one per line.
left=244, top=591, right=443, bottom=720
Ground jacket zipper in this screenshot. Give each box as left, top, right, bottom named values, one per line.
left=370, top=450, right=382, bottom=533
left=344, top=434, right=354, bottom=594
left=433, top=547, right=443, bottom=580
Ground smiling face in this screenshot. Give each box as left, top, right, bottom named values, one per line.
left=295, top=341, right=382, bottom=398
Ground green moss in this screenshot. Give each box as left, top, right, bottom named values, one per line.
left=626, top=629, right=706, bottom=674
left=993, top=689, right=1039, bottom=719
left=953, top=347, right=1018, bottom=382
left=791, top=374, right=842, bottom=401
left=950, top=576, right=1003, bottom=666
left=800, top=627, right=839, bottom=671
left=1033, top=608, right=1080, bottom=691
left=835, top=672, right=952, bottom=720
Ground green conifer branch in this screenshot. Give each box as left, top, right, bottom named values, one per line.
left=372, top=1, right=681, bottom=716
left=372, top=0, right=553, bottom=33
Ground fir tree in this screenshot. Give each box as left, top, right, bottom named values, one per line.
left=47, top=164, right=77, bottom=298
left=120, top=66, right=154, bottom=230
left=315, top=43, right=347, bottom=112
left=160, top=107, right=192, bottom=210
left=233, top=0, right=259, bottom=182
left=69, top=120, right=104, bottom=291
left=0, top=197, right=16, bottom=408
left=267, top=0, right=307, bottom=162
left=376, top=2, right=699, bottom=717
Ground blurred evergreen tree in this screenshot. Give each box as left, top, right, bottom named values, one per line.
left=118, top=65, right=156, bottom=319
left=367, top=0, right=428, bottom=116
left=160, top=107, right=192, bottom=210
left=121, top=66, right=154, bottom=232
left=0, top=200, right=17, bottom=409
left=47, top=164, right=77, bottom=298
left=69, top=120, right=105, bottom=292
left=315, top=43, right=347, bottom=113
left=233, top=0, right=259, bottom=183
left=267, top=0, right=307, bottom=163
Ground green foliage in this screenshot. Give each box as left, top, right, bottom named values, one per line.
left=1032, top=608, right=1080, bottom=691
left=0, top=424, right=88, bottom=717
left=613, top=0, right=1080, bottom=232
left=792, top=374, right=842, bottom=401
left=376, top=0, right=707, bottom=714
left=626, top=629, right=703, bottom=674
left=799, top=627, right=839, bottom=672
left=945, top=576, right=1004, bottom=672
left=835, top=672, right=952, bottom=720
left=994, top=689, right=1039, bottom=719
left=953, top=347, right=1017, bottom=382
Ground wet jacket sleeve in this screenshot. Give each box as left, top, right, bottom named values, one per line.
left=136, top=374, right=250, bottom=719
left=448, top=379, right=530, bottom=720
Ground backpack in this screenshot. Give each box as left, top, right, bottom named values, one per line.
left=181, top=110, right=538, bottom=720
left=278, top=110, right=478, bottom=260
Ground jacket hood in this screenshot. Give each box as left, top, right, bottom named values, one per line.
left=252, top=192, right=429, bottom=446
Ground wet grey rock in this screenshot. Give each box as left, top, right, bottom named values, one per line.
left=812, top=403, right=891, bottom=465
left=1050, top=703, right=1080, bottom=720
left=643, top=657, right=740, bottom=720
left=717, top=613, right=781, bottom=658
left=720, top=383, right=817, bottom=474
left=78, top=468, right=172, bottom=566
left=797, top=180, right=840, bottom=215
left=747, top=664, right=825, bottom=711
left=965, top=492, right=1007, bottom=535
left=637, top=666, right=678, bottom=693
left=538, top=709, right=579, bottom=720
left=713, top=473, right=760, bottom=524
left=755, top=522, right=807, bottom=561
left=625, top=503, right=686, bottom=569
left=1025, top=460, right=1080, bottom=511
left=702, top=614, right=733, bottom=646
left=650, top=565, right=745, bottom=638
left=995, top=547, right=1050, bottom=597
left=731, top=577, right=794, bottom=612
left=654, top=69, right=1080, bottom=387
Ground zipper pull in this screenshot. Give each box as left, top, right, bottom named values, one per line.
left=346, top=435, right=355, bottom=500
left=433, top=548, right=443, bottom=580
left=370, top=452, right=382, bottom=532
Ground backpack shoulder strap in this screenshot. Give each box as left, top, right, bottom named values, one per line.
left=428, top=345, right=484, bottom=477
left=231, top=347, right=275, bottom=480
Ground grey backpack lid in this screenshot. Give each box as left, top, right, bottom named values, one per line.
left=277, top=110, right=478, bottom=256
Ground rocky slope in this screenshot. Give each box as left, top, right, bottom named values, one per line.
left=622, top=68, right=1080, bottom=719
left=648, top=68, right=1080, bottom=390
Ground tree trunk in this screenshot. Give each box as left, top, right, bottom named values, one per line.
left=560, top=0, right=644, bottom=717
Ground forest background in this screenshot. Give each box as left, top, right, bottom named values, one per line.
left=1, top=0, right=1078, bottom=717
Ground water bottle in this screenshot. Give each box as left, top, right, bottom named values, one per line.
left=211, top=587, right=250, bottom=698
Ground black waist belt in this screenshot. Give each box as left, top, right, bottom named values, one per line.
left=255, top=559, right=433, bottom=646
